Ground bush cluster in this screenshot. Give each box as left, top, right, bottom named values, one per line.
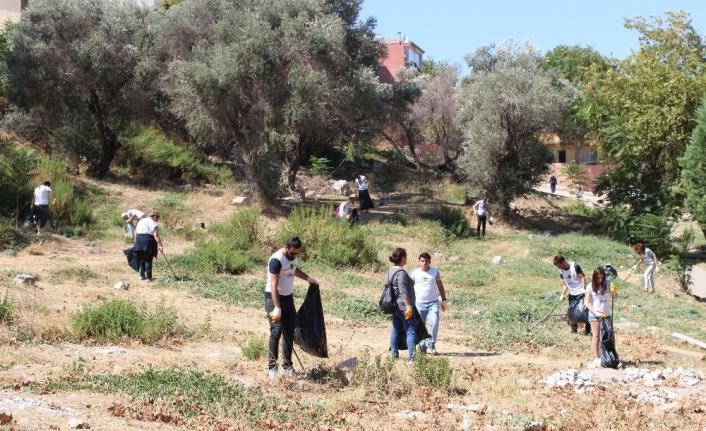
left=71, top=299, right=182, bottom=344
left=420, top=206, right=472, bottom=238
left=278, top=206, right=378, bottom=267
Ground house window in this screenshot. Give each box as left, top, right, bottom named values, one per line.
left=556, top=150, right=567, bottom=163
left=580, top=148, right=598, bottom=163
left=404, top=47, right=421, bottom=69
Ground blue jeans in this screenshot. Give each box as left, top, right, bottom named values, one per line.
left=416, top=300, right=439, bottom=349
left=138, top=251, right=153, bottom=280
left=390, top=309, right=417, bottom=361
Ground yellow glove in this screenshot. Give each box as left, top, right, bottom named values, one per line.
left=51, top=198, right=57, bottom=206
left=440, top=300, right=449, bottom=312
left=404, top=306, right=413, bottom=320
left=610, top=283, right=617, bottom=293
left=655, top=265, right=661, bottom=274
left=269, top=307, right=281, bottom=323
left=599, top=313, right=606, bottom=319
left=559, top=295, right=565, bottom=302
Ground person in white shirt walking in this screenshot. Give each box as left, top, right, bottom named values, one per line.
left=265, top=236, right=319, bottom=379
left=31, top=181, right=55, bottom=235
left=474, top=196, right=490, bottom=237
left=554, top=255, right=591, bottom=336
left=631, top=242, right=660, bottom=293
left=411, top=252, right=448, bottom=355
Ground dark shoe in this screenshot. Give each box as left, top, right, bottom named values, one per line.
left=570, top=324, right=578, bottom=334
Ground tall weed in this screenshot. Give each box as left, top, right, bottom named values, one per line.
left=0, top=291, right=12, bottom=324
left=279, top=206, right=377, bottom=267
left=420, top=206, right=472, bottom=238
left=71, top=299, right=182, bottom=344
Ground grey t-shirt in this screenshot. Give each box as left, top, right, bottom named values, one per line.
left=388, top=267, right=415, bottom=311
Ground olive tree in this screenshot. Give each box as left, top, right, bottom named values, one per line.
left=158, top=0, right=385, bottom=199
left=457, top=41, right=578, bottom=208
left=3, top=0, right=156, bottom=177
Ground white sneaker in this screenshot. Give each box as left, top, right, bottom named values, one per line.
left=594, top=358, right=602, bottom=366
left=268, top=368, right=278, bottom=379
left=428, top=347, right=438, bottom=355
left=281, top=367, right=298, bottom=378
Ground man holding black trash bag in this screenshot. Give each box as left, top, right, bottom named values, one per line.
left=264, top=236, right=319, bottom=379
left=554, top=255, right=591, bottom=336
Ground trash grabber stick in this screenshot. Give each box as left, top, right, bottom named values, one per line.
left=160, top=250, right=180, bottom=280
left=529, top=299, right=562, bottom=332
left=281, top=327, right=305, bottom=370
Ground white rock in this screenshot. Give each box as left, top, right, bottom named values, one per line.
left=68, top=418, right=87, bottom=429
left=13, top=274, right=37, bottom=286
left=231, top=196, right=251, bottom=205
left=556, top=380, right=569, bottom=387
left=461, top=415, right=473, bottom=430
left=113, top=281, right=129, bottom=291
left=332, top=180, right=351, bottom=196
left=492, top=256, right=504, bottom=264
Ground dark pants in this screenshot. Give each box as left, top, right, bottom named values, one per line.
left=358, top=189, right=374, bottom=211
left=264, top=293, right=296, bottom=371
left=138, top=251, right=154, bottom=280
left=477, top=214, right=487, bottom=237
left=550, top=183, right=557, bottom=193
left=568, top=293, right=591, bottom=335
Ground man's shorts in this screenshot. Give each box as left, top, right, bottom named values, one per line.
left=36, top=205, right=51, bottom=222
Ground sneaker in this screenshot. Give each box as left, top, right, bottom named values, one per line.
left=418, top=344, right=427, bottom=354
left=268, top=368, right=278, bottom=379
left=145, top=279, right=153, bottom=283
left=593, top=358, right=602, bottom=366
left=428, top=347, right=438, bottom=355
left=140, top=277, right=146, bottom=281
left=281, top=367, right=296, bottom=377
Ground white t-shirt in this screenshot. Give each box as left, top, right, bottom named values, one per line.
left=355, top=176, right=368, bottom=191
left=587, top=281, right=611, bottom=316
left=337, top=202, right=351, bottom=219
left=641, top=248, right=656, bottom=266
left=127, top=209, right=145, bottom=220
left=410, top=267, right=442, bottom=303
left=476, top=200, right=488, bottom=216
left=266, top=249, right=298, bottom=296
left=135, top=217, right=158, bottom=235
left=34, top=185, right=52, bottom=205
left=559, top=262, right=585, bottom=296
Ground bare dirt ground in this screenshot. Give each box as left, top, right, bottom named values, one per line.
left=1, top=181, right=705, bottom=430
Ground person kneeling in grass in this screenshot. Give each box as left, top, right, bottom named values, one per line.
left=584, top=267, right=618, bottom=367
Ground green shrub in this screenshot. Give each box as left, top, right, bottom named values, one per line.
left=191, top=277, right=263, bottom=309
left=412, top=354, right=453, bottom=391
left=50, top=267, right=99, bottom=284
left=240, top=336, right=267, bottom=360
left=420, top=206, right=472, bottom=238
left=34, top=157, right=93, bottom=227
left=309, top=156, right=332, bottom=176
left=189, top=241, right=259, bottom=274
left=120, top=125, right=234, bottom=186
left=279, top=206, right=378, bottom=267
left=152, top=192, right=193, bottom=231
left=71, top=299, right=181, bottom=344
left=0, top=291, right=12, bottom=324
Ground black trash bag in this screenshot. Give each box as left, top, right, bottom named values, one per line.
left=599, top=318, right=620, bottom=369
left=123, top=247, right=140, bottom=273
left=294, top=284, right=328, bottom=358
left=395, top=307, right=431, bottom=351
left=567, top=294, right=589, bottom=324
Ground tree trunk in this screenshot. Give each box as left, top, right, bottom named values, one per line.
left=284, top=137, right=304, bottom=191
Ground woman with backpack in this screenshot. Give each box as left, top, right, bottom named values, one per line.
left=585, top=267, right=618, bottom=367
left=387, top=247, right=417, bottom=362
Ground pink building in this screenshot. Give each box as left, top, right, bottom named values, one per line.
left=542, top=134, right=603, bottom=192
left=378, top=33, right=424, bottom=84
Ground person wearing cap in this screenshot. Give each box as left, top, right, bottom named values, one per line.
left=122, top=209, right=145, bottom=239
left=133, top=211, right=163, bottom=282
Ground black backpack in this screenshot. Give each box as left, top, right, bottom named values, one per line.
left=379, top=269, right=403, bottom=314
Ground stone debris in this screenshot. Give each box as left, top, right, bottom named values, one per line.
left=231, top=196, right=250, bottom=205
left=492, top=256, right=504, bottom=265
left=12, top=274, right=37, bottom=286
left=461, top=414, right=473, bottom=430
left=0, top=397, right=74, bottom=414
left=335, top=357, right=358, bottom=385
left=447, top=403, right=487, bottom=412
left=330, top=180, right=351, bottom=196
left=540, top=369, right=595, bottom=392
left=392, top=410, right=426, bottom=420
left=544, top=367, right=704, bottom=405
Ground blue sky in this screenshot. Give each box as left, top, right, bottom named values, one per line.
left=360, top=0, right=706, bottom=67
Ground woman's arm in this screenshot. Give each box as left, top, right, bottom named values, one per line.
left=397, top=271, right=411, bottom=307
left=153, top=228, right=164, bottom=252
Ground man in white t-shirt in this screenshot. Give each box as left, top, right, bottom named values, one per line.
left=474, top=196, right=490, bottom=237
left=410, top=252, right=448, bottom=355
left=31, top=181, right=55, bottom=235
left=265, top=236, right=319, bottom=379
left=554, top=254, right=590, bottom=335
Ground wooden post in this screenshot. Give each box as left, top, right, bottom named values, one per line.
left=671, top=332, right=706, bottom=350
left=663, top=346, right=705, bottom=361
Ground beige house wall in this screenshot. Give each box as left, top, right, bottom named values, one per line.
left=0, top=0, right=26, bottom=23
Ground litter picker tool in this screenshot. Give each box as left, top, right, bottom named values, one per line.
left=160, top=250, right=184, bottom=281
